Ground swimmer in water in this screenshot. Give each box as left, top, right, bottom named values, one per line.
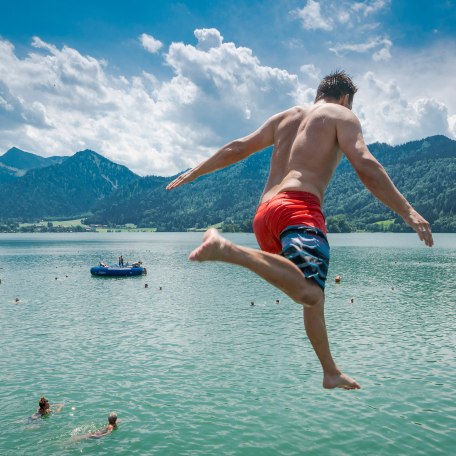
left=73, top=413, right=118, bottom=441
left=90, top=412, right=118, bottom=438
left=30, top=397, right=64, bottom=419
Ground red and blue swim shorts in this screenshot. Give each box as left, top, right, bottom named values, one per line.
left=253, top=191, right=330, bottom=290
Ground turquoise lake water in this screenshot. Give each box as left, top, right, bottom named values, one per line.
left=0, top=232, right=455, bottom=455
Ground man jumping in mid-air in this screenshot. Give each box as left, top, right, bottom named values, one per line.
left=166, top=70, right=433, bottom=390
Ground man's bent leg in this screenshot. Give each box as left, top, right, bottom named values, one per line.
left=190, top=229, right=360, bottom=389
left=303, top=292, right=360, bottom=389
left=190, top=229, right=320, bottom=306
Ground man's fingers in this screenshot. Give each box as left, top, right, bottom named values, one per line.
left=424, top=229, right=434, bottom=247
left=417, top=228, right=426, bottom=243
left=419, top=226, right=427, bottom=241
left=166, top=173, right=189, bottom=190
left=415, top=223, right=433, bottom=247
left=166, top=178, right=181, bottom=190
left=421, top=223, right=433, bottom=247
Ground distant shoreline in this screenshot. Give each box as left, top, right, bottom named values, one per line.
left=1, top=228, right=455, bottom=234
left=1, top=218, right=455, bottom=234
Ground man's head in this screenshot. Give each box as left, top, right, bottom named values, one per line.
left=108, top=412, right=117, bottom=425
left=39, top=397, right=49, bottom=410
left=315, top=70, right=358, bottom=108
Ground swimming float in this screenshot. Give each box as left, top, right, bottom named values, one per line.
left=90, top=263, right=147, bottom=276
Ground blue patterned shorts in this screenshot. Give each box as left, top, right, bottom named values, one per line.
left=280, top=225, right=330, bottom=290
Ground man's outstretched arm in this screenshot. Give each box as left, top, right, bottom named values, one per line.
left=337, top=111, right=433, bottom=247
left=166, top=114, right=278, bottom=190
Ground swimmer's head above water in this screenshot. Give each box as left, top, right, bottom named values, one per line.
left=108, top=412, right=117, bottom=426
left=38, top=397, right=50, bottom=413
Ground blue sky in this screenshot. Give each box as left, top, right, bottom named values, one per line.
left=1, top=0, right=455, bottom=175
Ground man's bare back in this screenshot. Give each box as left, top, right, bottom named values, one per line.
left=260, top=103, right=349, bottom=204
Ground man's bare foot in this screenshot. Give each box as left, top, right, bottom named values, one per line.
left=189, top=228, right=231, bottom=262
left=323, top=372, right=361, bottom=390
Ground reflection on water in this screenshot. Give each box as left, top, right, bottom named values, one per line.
left=0, top=233, right=455, bottom=455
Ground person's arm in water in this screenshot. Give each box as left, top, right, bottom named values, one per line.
left=166, top=114, right=278, bottom=190
left=72, top=427, right=111, bottom=442
left=336, top=110, right=433, bottom=247
left=88, top=425, right=113, bottom=439
left=72, top=423, right=116, bottom=442
left=51, top=403, right=65, bottom=412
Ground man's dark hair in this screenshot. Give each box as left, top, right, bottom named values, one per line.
left=315, top=70, right=358, bottom=103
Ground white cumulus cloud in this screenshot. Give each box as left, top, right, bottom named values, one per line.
left=294, top=0, right=333, bottom=31
left=194, top=28, right=223, bottom=50
left=0, top=31, right=308, bottom=176
left=0, top=29, right=454, bottom=177
left=372, top=46, right=391, bottom=61
left=164, top=29, right=305, bottom=140
left=448, top=115, right=456, bottom=138
left=300, top=64, right=321, bottom=82
left=140, top=33, right=163, bottom=54
left=355, top=72, right=451, bottom=144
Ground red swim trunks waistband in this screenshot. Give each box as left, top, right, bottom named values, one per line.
left=260, top=191, right=321, bottom=206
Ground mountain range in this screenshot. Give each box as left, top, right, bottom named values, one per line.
left=0, top=148, right=138, bottom=220
left=0, top=136, right=455, bottom=232
left=0, top=147, right=66, bottom=184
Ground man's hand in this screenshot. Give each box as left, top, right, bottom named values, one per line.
left=402, top=209, right=434, bottom=247
left=166, top=169, right=196, bottom=191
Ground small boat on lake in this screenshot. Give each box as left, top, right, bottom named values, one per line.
left=90, top=261, right=147, bottom=277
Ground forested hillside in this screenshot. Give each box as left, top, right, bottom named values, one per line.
left=0, top=150, right=139, bottom=220
left=86, top=150, right=271, bottom=231
left=1, top=136, right=454, bottom=231
left=324, top=135, right=455, bottom=232
left=86, top=135, right=456, bottom=232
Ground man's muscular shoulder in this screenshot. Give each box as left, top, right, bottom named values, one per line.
left=284, top=105, right=308, bottom=117
left=330, top=104, right=360, bottom=124
left=274, top=104, right=358, bottom=129
left=274, top=106, right=307, bottom=126
left=317, top=104, right=361, bottom=132
left=317, top=103, right=353, bottom=118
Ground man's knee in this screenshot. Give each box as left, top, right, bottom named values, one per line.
left=294, top=281, right=324, bottom=307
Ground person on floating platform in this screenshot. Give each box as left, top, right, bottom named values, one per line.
left=166, top=70, right=433, bottom=390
